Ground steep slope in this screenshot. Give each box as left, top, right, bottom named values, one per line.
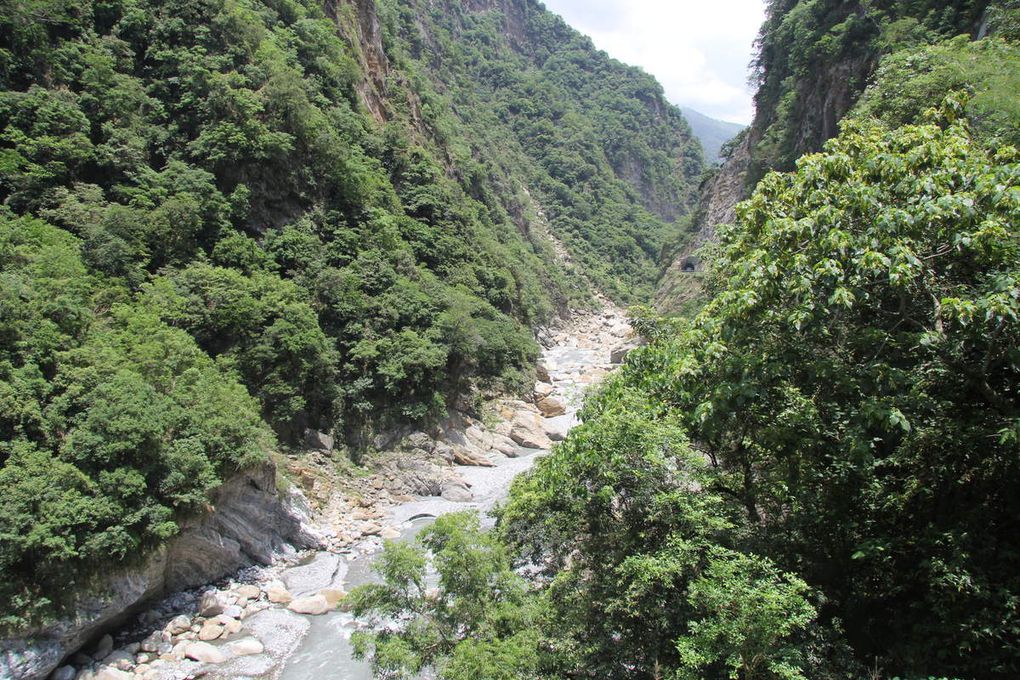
left=0, top=0, right=699, bottom=637
left=681, top=107, right=745, bottom=164
left=657, top=0, right=995, bottom=310
left=378, top=0, right=704, bottom=301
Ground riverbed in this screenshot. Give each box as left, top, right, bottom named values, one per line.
left=66, top=306, right=632, bottom=680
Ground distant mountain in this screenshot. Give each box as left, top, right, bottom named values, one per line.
left=681, top=107, right=745, bottom=164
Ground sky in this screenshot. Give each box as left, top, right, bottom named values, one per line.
left=540, top=0, right=766, bottom=124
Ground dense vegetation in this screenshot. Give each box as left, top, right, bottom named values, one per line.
left=379, top=0, right=703, bottom=301
left=681, top=107, right=746, bottom=165
left=352, top=110, right=1020, bottom=678
left=749, top=0, right=992, bottom=182
left=0, top=0, right=700, bottom=626
left=0, top=213, right=272, bottom=627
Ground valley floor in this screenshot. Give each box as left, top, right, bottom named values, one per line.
left=56, top=304, right=637, bottom=680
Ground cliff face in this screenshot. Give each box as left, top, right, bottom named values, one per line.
left=0, top=464, right=320, bottom=680
left=655, top=132, right=751, bottom=311
left=655, top=0, right=992, bottom=312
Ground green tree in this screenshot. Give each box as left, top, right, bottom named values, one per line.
left=349, top=512, right=545, bottom=680
left=675, top=550, right=816, bottom=680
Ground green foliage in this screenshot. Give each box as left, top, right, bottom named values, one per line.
left=0, top=213, right=270, bottom=628
left=568, top=116, right=1017, bottom=677
left=396, top=112, right=1020, bottom=680
left=0, top=0, right=601, bottom=450
left=852, top=36, right=1020, bottom=147
left=749, top=0, right=991, bottom=179
left=675, top=550, right=816, bottom=680
left=5, top=0, right=707, bottom=623
left=349, top=512, right=546, bottom=680
left=140, top=262, right=338, bottom=439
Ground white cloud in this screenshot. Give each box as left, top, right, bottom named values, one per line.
left=540, top=0, right=765, bottom=124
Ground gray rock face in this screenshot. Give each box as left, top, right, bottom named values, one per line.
left=441, top=480, right=474, bottom=502
left=509, top=411, right=553, bottom=450
left=303, top=428, right=334, bottom=452
left=394, top=457, right=447, bottom=496
left=610, top=338, right=643, bottom=364
left=281, top=553, right=346, bottom=597
left=0, top=463, right=320, bottom=680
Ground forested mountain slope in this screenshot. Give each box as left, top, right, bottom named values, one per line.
left=657, top=0, right=1004, bottom=310
left=681, top=106, right=745, bottom=165
left=0, top=0, right=700, bottom=628
left=345, top=3, right=1020, bottom=679
left=381, top=0, right=703, bottom=301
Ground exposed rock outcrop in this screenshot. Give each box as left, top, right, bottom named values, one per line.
left=655, top=132, right=752, bottom=312
left=0, top=463, right=320, bottom=680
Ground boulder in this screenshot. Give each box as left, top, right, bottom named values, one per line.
left=509, top=411, right=553, bottom=450
left=441, top=481, right=473, bottom=502
left=183, top=642, right=227, bottom=664
left=138, top=632, right=163, bottom=654
left=92, top=635, right=114, bottom=661
left=610, top=339, right=642, bottom=364
left=536, top=362, right=551, bottom=382
left=213, top=615, right=242, bottom=634
left=222, top=605, right=243, bottom=620
left=533, top=381, right=555, bottom=399
left=493, top=434, right=522, bottom=457
left=94, top=669, right=133, bottom=680
left=165, top=615, right=192, bottom=636
left=536, top=396, right=567, bottom=417
left=432, top=441, right=456, bottom=463
left=198, top=592, right=227, bottom=617
left=197, top=622, right=224, bottom=642
left=452, top=447, right=494, bottom=467
left=169, top=640, right=189, bottom=661
left=51, top=667, right=75, bottom=680
left=265, top=585, right=292, bottom=605
left=101, top=648, right=134, bottom=668
left=101, top=650, right=133, bottom=671
left=379, top=527, right=401, bottom=540
left=320, top=589, right=347, bottom=607
left=287, top=595, right=330, bottom=616
left=402, top=432, right=434, bottom=452
left=303, top=429, right=334, bottom=452
left=542, top=415, right=572, bottom=442
left=281, top=552, right=346, bottom=596
left=392, top=459, right=445, bottom=496
left=226, top=638, right=264, bottom=657
left=234, top=585, right=261, bottom=603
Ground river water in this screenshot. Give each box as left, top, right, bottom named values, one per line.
left=268, top=323, right=620, bottom=679
left=84, top=310, right=627, bottom=680
left=271, top=338, right=614, bottom=679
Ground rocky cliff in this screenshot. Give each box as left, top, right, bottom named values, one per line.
left=655, top=132, right=751, bottom=311
left=0, top=463, right=320, bottom=680
left=655, top=0, right=992, bottom=312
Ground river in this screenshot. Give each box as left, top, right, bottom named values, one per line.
left=75, top=306, right=632, bottom=680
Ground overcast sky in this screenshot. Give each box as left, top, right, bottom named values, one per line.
left=540, top=0, right=766, bottom=124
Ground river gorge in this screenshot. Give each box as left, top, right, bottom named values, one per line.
left=33, top=305, right=636, bottom=680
